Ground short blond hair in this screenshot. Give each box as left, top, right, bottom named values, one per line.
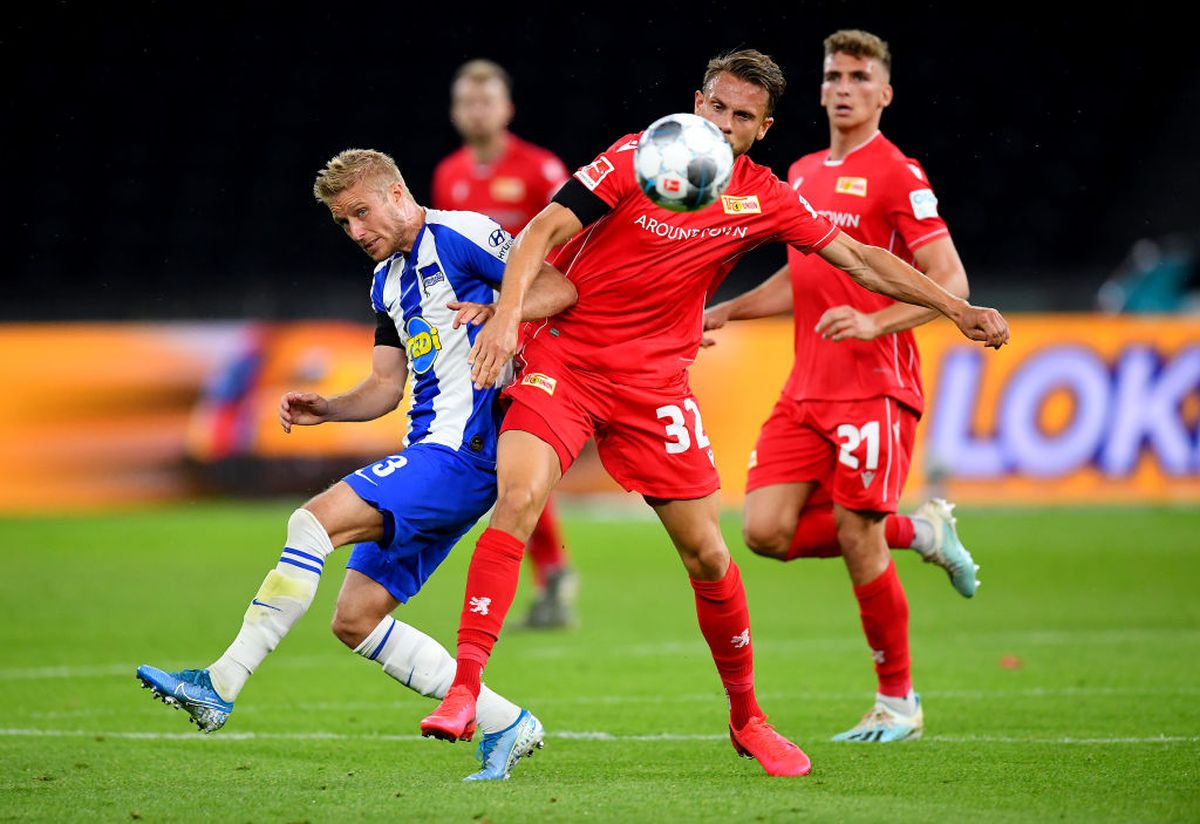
left=824, top=29, right=892, bottom=76
left=312, top=149, right=405, bottom=204
left=453, top=59, right=512, bottom=95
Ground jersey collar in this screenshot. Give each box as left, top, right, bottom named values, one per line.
left=823, top=130, right=883, bottom=167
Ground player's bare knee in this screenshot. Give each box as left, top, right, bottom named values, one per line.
left=492, top=485, right=542, bottom=534
left=680, top=540, right=731, bottom=581
left=743, top=521, right=789, bottom=559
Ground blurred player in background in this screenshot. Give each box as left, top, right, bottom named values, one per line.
left=420, top=49, right=1008, bottom=777
left=704, top=30, right=979, bottom=743
left=432, top=59, right=579, bottom=630
left=138, top=149, right=577, bottom=781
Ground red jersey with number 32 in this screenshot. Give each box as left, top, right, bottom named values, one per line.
left=784, top=131, right=950, bottom=414
left=536, top=132, right=840, bottom=386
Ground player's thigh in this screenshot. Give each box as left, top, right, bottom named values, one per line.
left=496, top=427, right=565, bottom=505
left=500, top=349, right=598, bottom=479
left=817, top=396, right=917, bottom=514
left=647, top=491, right=729, bottom=580
left=743, top=481, right=819, bottom=546
left=745, top=396, right=834, bottom=493
left=303, top=480, right=386, bottom=548
left=596, top=380, right=720, bottom=500
left=342, top=444, right=497, bottom=603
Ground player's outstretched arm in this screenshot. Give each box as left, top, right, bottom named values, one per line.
left=469, top=203, right=583, bottom=388
left=816, top=232, right=1008, bottom=349
left=703, top=264, right=793, bottom=346
left=817, top=236, right=970, bottom=342
left=279, top=345, right=408, bottom=433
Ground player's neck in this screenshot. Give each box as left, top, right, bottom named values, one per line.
left=467, top=131, right=510, bottom=165
left=828, top=124, right=881, bottom=162
left=396, top=205, right=427, bottom=255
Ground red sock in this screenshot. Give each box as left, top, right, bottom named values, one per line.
left=526, top=496, right=567, bottom=588
left=690, top=561, right=762, bottom=729
left=786, top=509, right=917, bottom=559
left=451, top=527, right=526, bottom=697
left=785, top=503, right=840, bottom=559
left=885, top=515, right=915, bottom=549
left=853, top=559, right=911, bottom=698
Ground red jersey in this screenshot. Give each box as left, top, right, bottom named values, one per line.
left=431, top=132, right=569, bottom=235
left=531, top=133, right=839, bottom=386
left=784, top=131, right=950, bottom=414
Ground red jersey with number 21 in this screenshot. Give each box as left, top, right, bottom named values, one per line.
left=784, top=131, right=950, bottom=414
left=532, top=133, right=840, bottom=386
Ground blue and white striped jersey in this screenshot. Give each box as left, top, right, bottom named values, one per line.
left=370, top=209, right=516, bottom=468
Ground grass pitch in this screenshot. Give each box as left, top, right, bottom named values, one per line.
left=1, top=503, right=1198, bottom=822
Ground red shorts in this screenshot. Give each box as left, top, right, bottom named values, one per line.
left=501, top=347, right=719, bottom=500
left=746, top=396, right=918, bottom=513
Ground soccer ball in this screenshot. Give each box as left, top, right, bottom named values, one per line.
left=634, top=113, right=735, bottom=212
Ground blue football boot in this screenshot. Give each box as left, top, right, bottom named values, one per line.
left=136, top=664, right=233, bottom=733
left=463, top=708, right=545, bottom=781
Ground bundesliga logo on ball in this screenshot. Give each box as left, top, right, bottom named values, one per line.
left=635, top=113, right=734, bottom=212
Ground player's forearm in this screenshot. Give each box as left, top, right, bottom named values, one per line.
left=719, top=265, right=794, bottom=321
left=521, top=264, right=578, bottom=321
left=326, top=374, right=404, bottom=422
left=866, top=259, right=970, bottom=336
left=847, top=245, right=968, bottom=324
left=495, top=223, right=561, bottom=319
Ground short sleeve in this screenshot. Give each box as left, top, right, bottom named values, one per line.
left=568, top=133, right=640, bottom=209
left=771, top=176, right=840, bottom=254
left=426, top=214, right=512, bottom=288
left=374, top=311, right=402, bottom=348
left=887, top=159, right=950, bottom=252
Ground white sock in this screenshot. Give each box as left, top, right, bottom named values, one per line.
left=910, top=517, right=936, bottom=556
left=353, top=616, right=521, bottom=734
left=208, top=509, right=334, bottom=701
left=877, top=690, right=919, bottom=716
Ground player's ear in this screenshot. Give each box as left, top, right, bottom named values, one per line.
left=758, top=116, right=775, bottom=141
left=693, top=89, right=704, bottom=114
left=881, top=83, right=894, bottom=108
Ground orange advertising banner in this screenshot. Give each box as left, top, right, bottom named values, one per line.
left=3, top=316, right=1198, bottom=513
left=696, top=314, right=1200, bottom=506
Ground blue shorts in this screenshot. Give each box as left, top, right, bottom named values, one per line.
left=342, top=443, right=497, bottom=603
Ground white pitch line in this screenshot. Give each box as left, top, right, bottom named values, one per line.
left=8, top=625, right=1198, bottom=678
left=0, top=728, right=1195, bottom=746
left=8, top=685, right=1200, bottom=721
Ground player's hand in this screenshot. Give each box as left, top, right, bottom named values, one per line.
left=467, top=309, right=520, bottom=389
left=701, top=304, right=732, bottom=348
left=279, top=391, right=331, bottom=433
left=816, top=305, right=879, bottom=342
left=953, top=304, right=1010, bottom=349
left=449, top=300, right=496, bottom=329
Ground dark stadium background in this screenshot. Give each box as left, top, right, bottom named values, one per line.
left=6, top=2, right=1197, bottom=320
